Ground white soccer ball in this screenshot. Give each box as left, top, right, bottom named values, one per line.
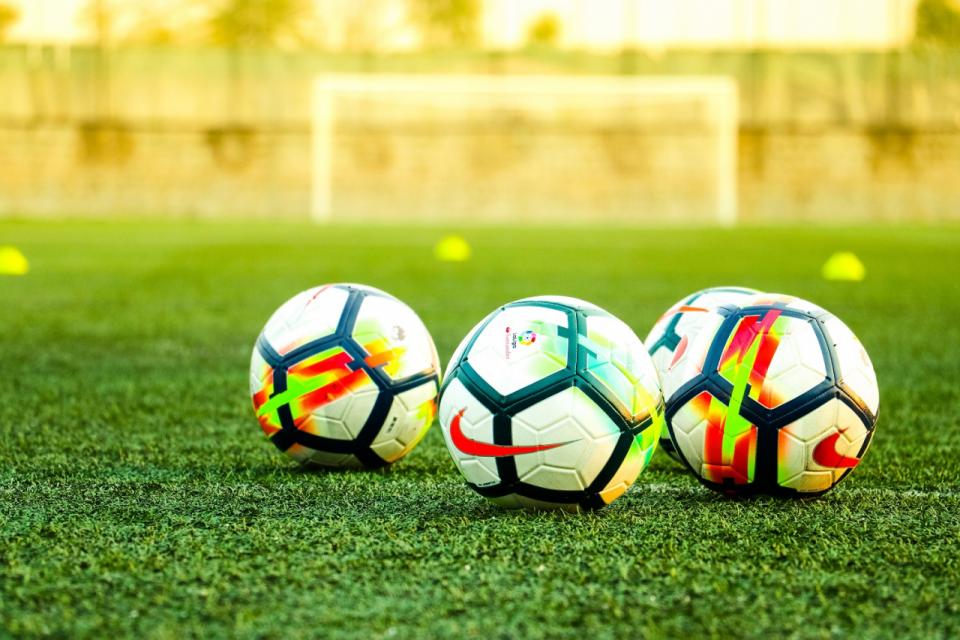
left=438, top=296, right=663, bottom=511
left=661, top=293, right=879, bottom=496
left=249, top=284, right=441, bottom=469
left=644, top=286, right=760, bottom=460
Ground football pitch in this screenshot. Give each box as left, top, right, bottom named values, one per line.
left=1, top=219, right=958, bottom=639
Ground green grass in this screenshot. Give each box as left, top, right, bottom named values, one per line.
left=1, top=220, right=958, bottom=639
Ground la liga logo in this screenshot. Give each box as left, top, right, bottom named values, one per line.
left=517, top=330, right=537, bottom=346
left=504, top=327, right=538, bottom=358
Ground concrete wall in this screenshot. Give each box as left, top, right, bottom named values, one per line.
left=1, top=47, right=958, bottom=223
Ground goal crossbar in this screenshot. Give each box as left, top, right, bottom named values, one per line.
left=312, top=74, right=739, bottom=225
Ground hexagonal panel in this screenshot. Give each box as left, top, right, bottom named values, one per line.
left=512, top=386, right=620, bottom=489
left=370, top=380, right=438, bottom=463
left=660, top=311, right=727, bottom=402
left=352, top=294, right=440, bottom=382
left=824, top=316, right=880, bottom=416
left=669, top=395, right=708, bottom=471
left=303, top=384, right=379, bottom=440
left=465, top=305, right=570, bottom=396
left=716, top=311, right=827, bottom=410
left=670, top=391, right=757, bottom=486
left=754, top=316, right=828, bottom=408
left=581, top=313, right=662, bottom=421
left=777, top=399, right=871, bottom=493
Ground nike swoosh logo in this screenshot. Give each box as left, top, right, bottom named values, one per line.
left=448, top=408, right=575, bottom=457
left=812, top=429, right=861, bottom=468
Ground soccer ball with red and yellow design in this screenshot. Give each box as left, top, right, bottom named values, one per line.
left=250, top=284, right=441, bottom=469
left=661, top=293, right=879, bottom=497
left=644, top=286, right=760, bottom=460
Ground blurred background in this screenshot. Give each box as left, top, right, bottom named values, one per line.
left=0, top=0, right=958, bottom=224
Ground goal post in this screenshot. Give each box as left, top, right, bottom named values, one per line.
left=312, top=75, right=738, bottom=225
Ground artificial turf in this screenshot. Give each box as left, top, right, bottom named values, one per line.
left=1, top=219, right=958, bottom=639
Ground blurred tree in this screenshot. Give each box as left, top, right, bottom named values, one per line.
left=120, top=1, right=208, bottom=45
left=915, top=0, right=960, bottom=46
left=408, top=0, right=480, bottom=48
left=208, top=0, right=317, bottom=48
left=0, top=3, right=19, bottom=42
left=526, top=13, right=561, bottom=47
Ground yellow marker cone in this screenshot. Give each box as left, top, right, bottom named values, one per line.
left=822, top=251, right=865, bottom=282
left=434, top=234, right=472, bottom=262
left=0, top=246, right=29, bottom=275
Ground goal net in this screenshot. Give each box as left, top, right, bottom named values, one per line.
left=312, top=75, right=738, bottom=225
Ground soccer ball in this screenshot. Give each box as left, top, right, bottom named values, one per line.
left=438, top=296, right=663, bottom=511
left=662, top=293, right=879, bottom=496
left=250, top=284, right=441, bottom=469
left=644, top=286, right=760, bottom=460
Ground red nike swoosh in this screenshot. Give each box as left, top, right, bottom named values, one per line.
left=812, top=429, right=861, bottom=468
left=448, top=408, right=575, bottom=457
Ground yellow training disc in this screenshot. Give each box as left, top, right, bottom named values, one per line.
left=822, top=251, right=865, bottom=282
left=0, top=246, right=29, bottom=275
left=434, top=234, right=472, bottom=262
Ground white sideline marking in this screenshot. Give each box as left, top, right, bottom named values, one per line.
left=630, top=482, right=960, bottom=499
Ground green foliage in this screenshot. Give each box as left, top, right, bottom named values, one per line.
left=0, top=220, right=959, bottom=638
left=207, top=0, right=316, bottom=48
left=408, top=0, right=480, bottom=48
left=915, top=0, right=960, bottom=47
left=526, top=13, right=561, bottom=48
left=0, top=3, right=18, bottom=42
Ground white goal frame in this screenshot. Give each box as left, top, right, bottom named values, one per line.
left=312, top=74, right=739, bottom=225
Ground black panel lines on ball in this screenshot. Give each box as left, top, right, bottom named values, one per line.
left=275, top=335, right=342, bottom=369
left=585, top=430, right=635, bottom=495
left=630, top=403, right=664, bottom=438
left=752, top=417, right=779, bottom=491
left=513, top=482, right=603, bottom=509
left=443, top=309, right=499, bottom=388
left=457, top=363, right=507, bottom=411
left=453, top=368, right=502, bottom=417
left=574, top=376, right=633, bottom=433
left=267, top=363, right=296, bottom=452
left=646, top=292, right=701, bottom=356
left=352, top=389, right=395, bottom=469
left=836, top=388, right=876, bottom=430
left=356, top=384, right=394, bottom=445
left=271, top=405, right=298, bottom=452
left=340, top=338, right=390, bottom=391
left=455, top=305, right=506, bottom=372
left=469, top=481, right=516, bottom=499
left=390, top=372, right=440, bottom=395
left=289, top=431, right=360, bottom=455
left=492, top=412, right=519, bottom=486
left=255, top=333, right=284, bottom=367
left=502, top=370, right=578, bottom=410
left=446, top=363, right=499, bottom=407
left=503, top=376, right=576, bottom=414
left=819, top=316, right=876, bottom=425
left=336, top=288, right=367, bottom=338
